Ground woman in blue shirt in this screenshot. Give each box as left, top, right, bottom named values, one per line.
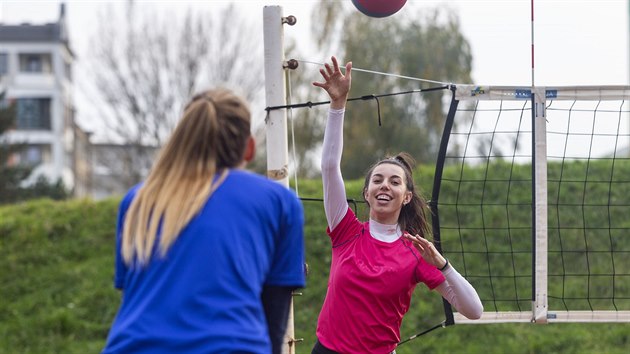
left=102, top=88, right=306, bottom=354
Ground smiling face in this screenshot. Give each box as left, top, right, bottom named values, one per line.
left=363, top=162, right=412, bottom=225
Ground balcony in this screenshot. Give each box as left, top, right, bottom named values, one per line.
left=13, top=73, right=56, bottom=90
left=3, top=130, right=55, bottom=145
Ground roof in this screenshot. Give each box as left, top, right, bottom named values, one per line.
left=0, top=23, right=64, bottom=42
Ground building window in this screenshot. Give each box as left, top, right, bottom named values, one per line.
left=18, top=53, right=52, bottom=73
left=24, top=146, right=43, bottom=165
left=10, top=145, right=50, bottom=167
left=0, top=53, right=7, bottom=75
left=64, top=61, right=72, bottom=82
left=16, top=98, right=52, bottom=130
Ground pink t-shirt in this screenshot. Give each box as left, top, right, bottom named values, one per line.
left=316, top=208, right=445, bottom=354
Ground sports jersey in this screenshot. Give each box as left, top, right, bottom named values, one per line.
left=316, top=207, right=444, bottom=354
left=102, top=169, right=305, bottom=354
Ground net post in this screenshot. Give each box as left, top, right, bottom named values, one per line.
left=263, top=5, right=294, bottom=353
left=263, top=5, right=290, bottom=187
left=532, top=87, right=548, bottom=324
left=430, top=85, right=459, bottom=325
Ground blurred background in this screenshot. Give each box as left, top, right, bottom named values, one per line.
left=1, top=0, right=629, bottom=200
left=1, top=2, right=629, bottom=353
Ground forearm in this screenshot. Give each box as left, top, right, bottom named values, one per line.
left=321, top=108, right=348, bottom=230
left=435, top=265, right=483, bottom=319
left=261, top=285, right=294, bottom=354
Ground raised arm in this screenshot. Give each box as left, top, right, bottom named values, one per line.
left=313, top=56, right=352, bottom=231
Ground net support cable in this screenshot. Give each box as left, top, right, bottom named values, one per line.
left=265, top=85, right=450, bottom=112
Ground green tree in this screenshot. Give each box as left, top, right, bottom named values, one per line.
left=310, top=1, right=473, bottom=178
left=86, top=1, right=265, bottom=187
left=0, top=95, right=29, bottom=202
left=0, top=93, right=69, bottom=204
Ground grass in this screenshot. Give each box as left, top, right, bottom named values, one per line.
left=1, top=160, right=629, bottom=353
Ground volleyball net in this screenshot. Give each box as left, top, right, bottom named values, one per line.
left=432, top=85, right=630, bottom=324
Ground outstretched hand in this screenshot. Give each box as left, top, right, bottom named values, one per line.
left=313, top=56, right=352, bottom=110
left=404, top=234, right=447, bottom=269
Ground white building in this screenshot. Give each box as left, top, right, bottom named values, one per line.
left=0, top=3, right=91, bottom=197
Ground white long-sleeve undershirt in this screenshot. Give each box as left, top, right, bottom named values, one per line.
left=321, top=108, right=483, bottom=320
left=321, top=108, right=349, bottom=231
left=435, top=265, right=483, bottom=319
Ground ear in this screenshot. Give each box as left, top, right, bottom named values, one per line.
left=363, top=187, right=369, bottom=201
left=403, top=191, right=412, bottom=205
left=243, top=136, right=256, bottom=163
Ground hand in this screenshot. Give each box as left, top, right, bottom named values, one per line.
left=312, top=56, right=352, bottom=110
left=404, top=233, right=447, bottom=269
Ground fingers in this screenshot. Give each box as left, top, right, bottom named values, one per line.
left=404, top=234, right=425, bottom=251
left=312, top=68, right=330, bottom=88
left=327, top=56, right=349, bottom=77
left=324, top=63, right=334, bottom=77
left=325, top=55, right=338, bottom=77
left=320, top=67, right=330, bottom=81
left=312, top=56, right=351, bottom=88
left=331, top=56, right=339, bottom=73
left=404, top=234, right=446, bottom=268
left=405, top=233, right=426, bottom=243
left=405, top=234, right=435, bottom=250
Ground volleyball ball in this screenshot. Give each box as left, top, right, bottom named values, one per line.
left=351, top=0, right=407, bottom=18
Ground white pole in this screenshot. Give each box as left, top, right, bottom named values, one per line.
left=530, top=0, right=548, bottom=325
left=533, top=87, right=548, bottom=324
left=263, top=6, right=294, bottom=354
left=264, top=6, right=289, bottom=187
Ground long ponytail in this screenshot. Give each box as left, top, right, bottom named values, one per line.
left=121, top=88, right=251, bottom=265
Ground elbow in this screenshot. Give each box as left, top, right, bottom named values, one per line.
left=320, top=161, right=336, bottom=175
left=468, top=309, right=483, bottom=320
left=464, top=302, right=484, bottom=320
left=453, top=297, right=483, bottom=320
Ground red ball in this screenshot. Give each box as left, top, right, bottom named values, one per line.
left=351, top=0, right=407, bottom=18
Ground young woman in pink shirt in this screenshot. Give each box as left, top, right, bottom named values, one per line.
left=311, top=56, right=483, bottom=354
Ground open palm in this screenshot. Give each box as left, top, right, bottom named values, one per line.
left=313, top=56, right=352, bottom=107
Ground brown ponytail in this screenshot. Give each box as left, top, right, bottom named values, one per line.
left=362, top=152, right=432, bottom=238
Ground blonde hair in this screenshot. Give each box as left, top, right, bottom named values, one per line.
left=121, top=88, right=251, bottom=265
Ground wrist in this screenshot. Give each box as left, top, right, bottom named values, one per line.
left=438, top=258, right=449, bottom=271
left=330, top=97, right=347, bottom=110
left=329, top=107, right=345, bottom=114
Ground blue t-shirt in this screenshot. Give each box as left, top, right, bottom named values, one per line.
left=102, top=169, right=305, bottom=354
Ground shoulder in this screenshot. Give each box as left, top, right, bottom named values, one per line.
left=328, top=207, right=363, bottom=239
left=119, top=183, right=142, bottom=212
left=229, top=169, right=272, bottom=184
left=230, top=170, right=298, bottom=198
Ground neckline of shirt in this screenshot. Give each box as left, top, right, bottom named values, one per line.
left=368, top=218, right=402, bottom=243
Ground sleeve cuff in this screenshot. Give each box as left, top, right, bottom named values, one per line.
left=329, top=107, right=345, bottom=114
